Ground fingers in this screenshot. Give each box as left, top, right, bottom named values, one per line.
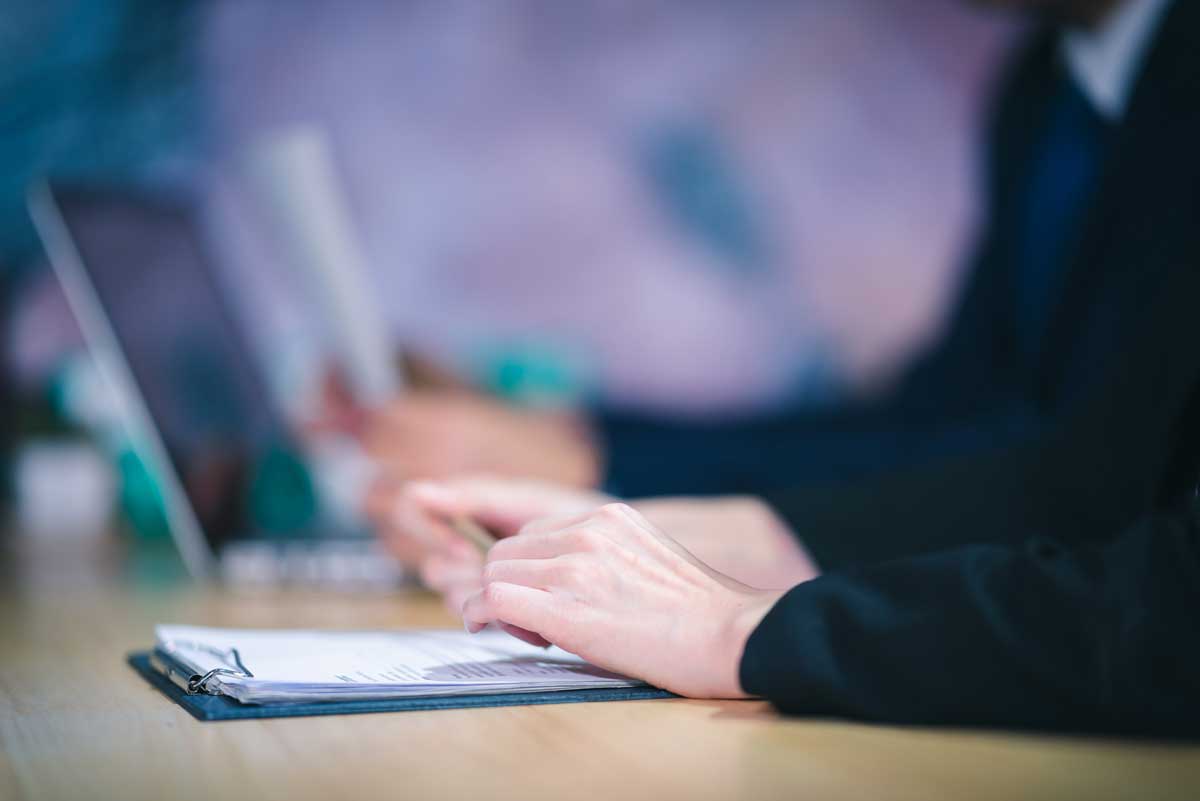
left=515, top=509, right=595, bottom=537
left=426, top=554, right=484, bottom=617
left=488, top=524, right=605, bottom=562
left=420, top=552, right=483, bottom=593
left=461, top=582, right=564, bottom=640
left=443, top=583, right=480, bottom=618
left=488, top=503, right=649, bottom=562
left=497, top=623, right=552, bottom=648
left=481, top=556, right=583, bottom=592
left=367, top=474, right=637, bottom=629
left=406, top=478, right=603, bottom=537
left=365, top=477, right=481, bottom=595
left=370, top=478, right=460, bottom=551
left=402, top=480, right=471, bottom=523
left=404, top=480, right=527, bottom=539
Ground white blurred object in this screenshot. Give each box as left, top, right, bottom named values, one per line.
left=15, top=439, right=116, bottom=540
left=57, top=352, right=124, bottom=445
left=243, top=126, right=402, bottom=407
left=220, top=539, right=405, bottom=589
left=307, top=434, right=378, bottom=532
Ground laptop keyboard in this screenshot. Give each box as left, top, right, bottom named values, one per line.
left=220, top=540, right=408, bottom=589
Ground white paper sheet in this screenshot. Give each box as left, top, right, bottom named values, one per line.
left=156, top=625, right=641, bottom=704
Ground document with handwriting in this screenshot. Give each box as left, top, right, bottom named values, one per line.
left=156, top=625, right=641, bottom=704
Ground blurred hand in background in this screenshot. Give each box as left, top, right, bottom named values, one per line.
left=309, top=363, right=601, bottom=489
left=362, top=394, right=599, bottom=489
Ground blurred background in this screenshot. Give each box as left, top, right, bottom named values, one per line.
left=0, top=0, right=1013, bottom=561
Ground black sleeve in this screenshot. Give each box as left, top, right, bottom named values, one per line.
left=593, top=398, right=1034, bottom=498
left=757, top=412, right=1130, bottom=571
left=739, top=503, right=1200, bottom=737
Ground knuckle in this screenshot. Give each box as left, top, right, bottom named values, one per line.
left=613, top=543, right=641, bottom=568
left=554, top=554, right=590, bottom=587
left=596, top=502, right=630, bottom=522
left=481, top=582, right=507, bottom=607
left=568, top=527, right=606, bottom=553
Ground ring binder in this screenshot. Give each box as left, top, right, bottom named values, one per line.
left=144, top=625, right=674, bottom=713
left=151, top=647, right=253, bottom=696
left=189, top=663, right=252, bottom=695
left=129, top=651, right=676, bottom=722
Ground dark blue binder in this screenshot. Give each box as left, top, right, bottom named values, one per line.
left=127, top=652, right=675, bottom=722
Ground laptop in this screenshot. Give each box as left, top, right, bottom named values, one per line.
left=29, top=182, right=403, bottom=587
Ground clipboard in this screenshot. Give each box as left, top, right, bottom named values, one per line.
left=127, top=651, right=675, bottom=722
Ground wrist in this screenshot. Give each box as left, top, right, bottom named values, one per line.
left=715, top=588, right=787, bottom=698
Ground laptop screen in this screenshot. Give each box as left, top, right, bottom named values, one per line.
left=52, top=186, right=318, bottom=550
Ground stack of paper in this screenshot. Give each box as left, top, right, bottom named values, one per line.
left=155, top=625, right=642, bottom=704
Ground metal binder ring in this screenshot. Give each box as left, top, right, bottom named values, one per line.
left=187, top=667, right=243, bottom=694
left=185, top=649, right=254, bottom=694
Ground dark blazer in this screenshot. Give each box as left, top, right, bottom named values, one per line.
left=740, top=3, right=1200, bottom=735
left=740, top=494, right=1200, bottom=736
left=765, top=0, right=1200, bottom=569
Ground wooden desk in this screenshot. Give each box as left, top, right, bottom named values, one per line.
left=2, top=532, right=1198, bottom=801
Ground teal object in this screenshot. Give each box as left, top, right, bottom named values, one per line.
left=0, top=0, right=202, bottom=272
left=115, top=442, right=320, bottom=541
left=123, top=537, right=190, bottom=587
left=472, top=340, right=593, bottom=407
left=491, top=354, right=575, bottom=401
left=248, top=444, right=318, bottom=537
left=116, top=446, right=172, bottom=540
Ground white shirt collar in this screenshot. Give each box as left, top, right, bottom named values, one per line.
left=1062, top=0, right=1173, bottom=120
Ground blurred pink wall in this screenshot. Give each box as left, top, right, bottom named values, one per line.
left=201, top=0, right=1015, bottom=416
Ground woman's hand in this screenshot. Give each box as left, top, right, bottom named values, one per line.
left=365, top=477, right=611, bottom=613
left=462, top=503, right=787, bottom=699
left=368, top=475, right=819, bottom=619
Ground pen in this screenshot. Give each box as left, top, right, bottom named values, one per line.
left=450, top=515, right=496, bottom=554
